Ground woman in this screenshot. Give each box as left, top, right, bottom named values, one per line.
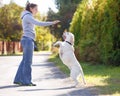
left=14, top=3, right=60, bottom=86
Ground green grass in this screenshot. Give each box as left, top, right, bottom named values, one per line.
left=49, top=54, right=120, bottom=96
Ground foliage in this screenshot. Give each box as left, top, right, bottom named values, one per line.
left=35, top=26, right=54, bottom=51
left=47, top=8, right=62, bottom=39
left=70, top=0, right=120, bottom=66
left=0, top=2, right=23, bottom=41
left=34, top=12, right=54, bottom=51
left=47, top=0, right=82, bottom=39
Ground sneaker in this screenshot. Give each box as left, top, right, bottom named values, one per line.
left=21, top=83, right=36, bottom=86
left=14, top=82, right=22, bottom=85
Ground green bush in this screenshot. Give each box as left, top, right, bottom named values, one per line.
left=70, top=0, right=120, bottom=66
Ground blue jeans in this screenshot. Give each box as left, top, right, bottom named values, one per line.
left=14, top=36, right=34, bottom=84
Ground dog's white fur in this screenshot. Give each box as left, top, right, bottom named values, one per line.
left=54, top=32, right=86, bottom=86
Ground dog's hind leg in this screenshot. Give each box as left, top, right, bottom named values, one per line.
left=80, top=68, right=86, bottom=84
left=70, top=68, right=79, bottom=86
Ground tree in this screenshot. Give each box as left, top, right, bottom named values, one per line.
left=70, top=0, right=120, bottom=66
left=0, top=2, right=23, bottom=41
left=47, top=0, right=82, bottom=39
left=0, top=2, right=23, bottom=54
left=34, top=11, right=54, bottom=51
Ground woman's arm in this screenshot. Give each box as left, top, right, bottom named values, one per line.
left=25, top=14, right=59, bottom=26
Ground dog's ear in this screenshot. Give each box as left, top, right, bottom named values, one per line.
left=70, top=34, right=74, bottom=45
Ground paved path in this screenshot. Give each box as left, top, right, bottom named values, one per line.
left=0, top=52, right=94, bottom=96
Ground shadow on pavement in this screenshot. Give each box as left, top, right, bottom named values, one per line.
left=32, top=62, right=54, bottom=67
left=56, top=87, right=99, bottom=96
left=0, top=85, right=20, bottom=89
left=33, top=62, right=67, bottom=81
left=19, top=86, right=97, bottom=96
left=33, top=53, right=51, bottom=56
left=19, top=86, right=75, bottom=91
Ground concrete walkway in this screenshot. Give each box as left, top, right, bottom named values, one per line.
left=0, top=52, right=94, bottom=96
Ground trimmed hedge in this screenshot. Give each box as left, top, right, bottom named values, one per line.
left=70, top=0, right=120, bottom=66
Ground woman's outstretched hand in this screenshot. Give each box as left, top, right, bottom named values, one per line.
left=53, top=20, right=60, bottom=24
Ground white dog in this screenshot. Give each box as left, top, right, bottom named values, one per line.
left=54, top=32, right=86, bottom=86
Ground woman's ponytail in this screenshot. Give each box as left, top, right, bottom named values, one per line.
left=25, top=2, right=37, bottom=13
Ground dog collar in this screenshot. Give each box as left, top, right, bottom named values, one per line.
left=65, top=41, right=72, bottom=45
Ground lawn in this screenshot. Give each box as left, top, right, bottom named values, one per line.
left=49, top=54, right=120, bottom=96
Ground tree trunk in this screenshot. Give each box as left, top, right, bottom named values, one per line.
left=1, top=41, right=4, bottom=55
left=13, top=42, right=15, bottom=54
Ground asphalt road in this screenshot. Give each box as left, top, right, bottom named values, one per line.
left=0, top=52, right=95, bottom=96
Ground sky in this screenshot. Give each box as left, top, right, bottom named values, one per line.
left=2, top=0, right=58, bottom=15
